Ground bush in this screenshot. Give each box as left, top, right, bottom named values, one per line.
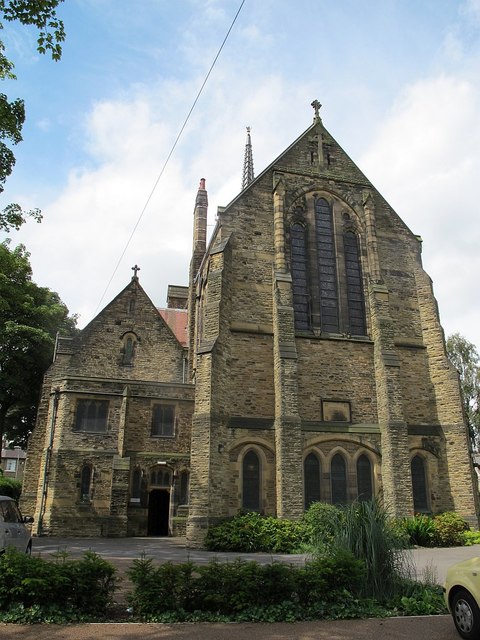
left=432, top=512, right=470, bottom=547
left=302, top=502, right=343, bottom=548
left=0, top=548, right=117, bottom=620
left=204, top=512, right=306, bottom=553
left=400, top=514, right=437, bottom=547
left=128, top=552, right=366, bottom=620
left=0, top=476, right=22, bottom=501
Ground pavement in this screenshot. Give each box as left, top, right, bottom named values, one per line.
left=1, top=536, right=479, bottom=639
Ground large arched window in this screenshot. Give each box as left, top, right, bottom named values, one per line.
left=331, top=453, right=347, bottom=505
left=304, top=452, right=321, bottom=509
left=411, top=455, right=429, bottom=512
left=343, top=231, right=366, bottom=335
left=242, top=450, right=260, bottom=511
left=356, top=454, right=373, bottom=501
left=315, top=198, right=339, bottom=333
left=291, top=223, right=310, bottom=330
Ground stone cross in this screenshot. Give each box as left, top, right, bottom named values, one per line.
left=311, top=99, right=322, bottom=121
left=132, top=264, right=140, bottom=279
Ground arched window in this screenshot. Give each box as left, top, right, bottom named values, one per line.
left=131, top=468, right=142, bottom=500
left=343, top=231, right=366, bottom=335
left=122, top=333, right=137, bottom=365
left=411, top=455, right=429, bottom=512
left=291, top=222, right=310, bottom=330
left=357, top=454, right=373, bottom=501
left=242, top=450, right=260, bottom=511
left=331, top=453, right=347, bottom=505
left=315, top=198, right=339, bottom=333
left=150, top=469, right=171, bottom=487
left=304, top=452, right=321, bottom=509
left=179, top=471, right=189, bottom=505
left=80, top=464, right=93, bottom=502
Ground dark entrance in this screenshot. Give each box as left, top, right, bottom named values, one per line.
left=147, top=489, right=170, bottom=536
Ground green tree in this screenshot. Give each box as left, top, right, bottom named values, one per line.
left=0, top=0, right=65, bottom=231
left=446, top=332, right=480, bottom=452
left=0, top=240, right=76, bottom=446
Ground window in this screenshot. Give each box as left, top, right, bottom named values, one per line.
left=80, top=464, right=93, bottom=501
left=122, top=332, right=137, bottom=365
left=4, top=459, right=17, bottom=472
left=151, top=405, right=175, bottom=437
left=315, top=198, right=339, bottom=333
left=290, top=195, right=367, bottom=336
left=179, top=471, right=189, bottom=505
left=357, top=454, right=373, bottom=501
left=331, top=453, right=347, bottom=505
left=74, top=399, right=108, bottom=433
left=150, top=468, right=171, bottom=487
left=291, top=223, right=310, bottom=330
left=131, top=468, right=142, bottom=501
left=411, top=455, right=429, bottom=512
left=0, top=500, right=20, bottom=523
left=242, top=450, right=260, bottom=511
left=304, top=453, right=321, bottom=509
left=343, top=231, right=366, bottom=335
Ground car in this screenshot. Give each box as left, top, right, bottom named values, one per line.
left=0, top=495, right=34, bottom=555
left=444, top=557, right=480, bottom=639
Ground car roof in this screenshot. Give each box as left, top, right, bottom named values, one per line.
left=0, top=495, right=14, bottom=501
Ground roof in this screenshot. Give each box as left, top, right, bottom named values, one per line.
left=158, top=308, right=188, bottom=346
left=1, top=448, right=26, bottom=460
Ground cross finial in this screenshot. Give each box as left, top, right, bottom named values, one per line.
left=131, top=264, right=140, bottom=280
left=311, top=99, right=322, bottom=123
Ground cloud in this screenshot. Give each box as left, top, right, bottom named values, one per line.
left=360, top=72, right=480, bottom=346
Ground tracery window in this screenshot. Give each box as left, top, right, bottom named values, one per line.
left=315, top=198, right=339, bottom=333
left=356, top=454, right=373, bottom=501
left=242, top=450, right=260, bottom=511
left=331, top=453, right=347, bottom=505
left=150, top=468, right=171, bottom=487
left=304, top=452, right=321, bottom=509
left=411, top=455, right=429, bottom=512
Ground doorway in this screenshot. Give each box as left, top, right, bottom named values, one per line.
left=147, top=489, right=170, bottom=536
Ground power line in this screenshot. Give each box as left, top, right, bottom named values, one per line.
left=94, top=0, right=246, bottom=315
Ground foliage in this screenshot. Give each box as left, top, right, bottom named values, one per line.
left=127, top=552, right=366, bottom=621
left=399, top=512, right=470, bottom=547
left=389, top=582, right=447, bottom=616
left=0, top=548, right=117, bottom=621
left=0, top=474, right=21, bottom=500
left=0, top=1, right=65, bottom=230
left=432, top=511, right=470, bottom=547
left=446, top=333, right=480, bottom=452
left=399, top=514, right=437, bottom=547
left=0, top=241, right=77, bottom=446
left=301, top=501, right=344, bottom=549
left=204, top=511, right=307, bottom=553
left=462, top=529, right=480, bottom=546
left=316, top=499, right=411, bottom=600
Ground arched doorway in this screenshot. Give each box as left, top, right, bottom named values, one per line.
left=147, top=489, right=170, bottom=536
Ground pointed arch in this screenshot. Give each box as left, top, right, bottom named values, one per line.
left=291, top=222, right=310, bottom=329
left=331, top=453, right=347, bottom=505
left=80, top=463, right=93, bottom=502
left=411, top=455, right=429, bottom=512
left=304, top=452, right=321, bottom=509
left=356, top=454, right=373, bottom=501
left=242, top=449, right=260, bottom=511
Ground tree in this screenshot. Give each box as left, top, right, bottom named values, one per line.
left=446, top=332, right=480, bottom=453
left=0, top=240, right=76, bottom=446
left=0, top=0, right=65, bottom=231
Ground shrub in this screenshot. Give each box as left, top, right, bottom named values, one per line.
left=204, top=512, right=306, bottom=553
left=0, top=548, right=117, bottom=618
left=0, top=476, right=22, bottom=501
left=400, top=514, right=437, bottom=547
left=302, top=502, right=343, bottom=548
left=432, top=512, right=470, bottom=547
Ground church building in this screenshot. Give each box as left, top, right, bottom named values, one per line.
left=21, top=103, right=479, bottom=543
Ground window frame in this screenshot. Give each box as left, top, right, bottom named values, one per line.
left=74, top=399, right=109, bottom=433
left=151, top=404, right=176, bottom=438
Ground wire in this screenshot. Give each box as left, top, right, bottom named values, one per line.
left=94, top=0, right=246, bottom=315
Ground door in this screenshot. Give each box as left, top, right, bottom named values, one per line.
left=147, top=489, right=170, bottom=536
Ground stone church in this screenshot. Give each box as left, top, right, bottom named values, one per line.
left=21, top=103, right=479, bottom=544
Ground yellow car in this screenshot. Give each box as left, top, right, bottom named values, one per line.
left=445, top=557, right=480, bottom=639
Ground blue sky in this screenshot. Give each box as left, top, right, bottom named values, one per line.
left=1, top=0, right=480, bottom=348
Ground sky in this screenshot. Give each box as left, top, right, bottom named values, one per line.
left=1, top=0, right=479, bottom=349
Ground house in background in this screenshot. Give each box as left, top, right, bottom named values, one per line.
left=1, top=442, right=26, bottom=482
left=21, top=103, right=479, bottom=542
